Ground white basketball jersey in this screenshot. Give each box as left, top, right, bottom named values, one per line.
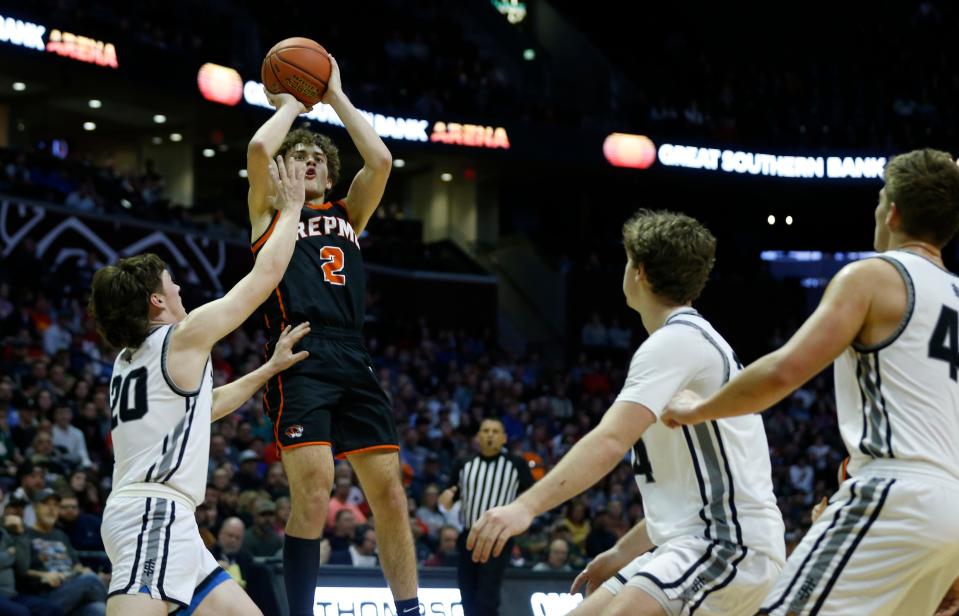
left=835, top=250, right=959, bottom=481
left=108, top=324, right=212, bottom=509
left=616, top=309, right=786, bottom=563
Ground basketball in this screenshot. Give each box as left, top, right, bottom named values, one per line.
left=261, top=37, right=331, bottom=106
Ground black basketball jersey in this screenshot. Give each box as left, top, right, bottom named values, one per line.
left=251, top=200, right=365, bottom=335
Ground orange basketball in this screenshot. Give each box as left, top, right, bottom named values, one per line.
left=261, top=37, right=331, bottom=106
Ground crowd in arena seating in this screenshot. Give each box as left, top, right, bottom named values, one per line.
left=0, top=217, right=846, bottom=607
left=13, top=0, right=959, bottom=148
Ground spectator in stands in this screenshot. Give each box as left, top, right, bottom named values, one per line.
left=584, top=508, right=617, bottom=558
left=12, top=408, right=40, bottom=455
left=415, top=484, right=445, bottom=541
left=331, top=464, right=365, bottom=506
left=325, top=510, right=357, bottom=559
left=580, top=313, right=608, bottom=347
left=606, top=318, right=632, bottom=351
left=212, top=517, right=254, bottom=589
left=0, top=410, right=18, bottom=475
left=41, top=316, right=71, bottom=357
left=329, top=526, right=377, bottom=567
left=790, top=454, right=815, bottom=505
left=14, top=463, right=45, bottom=527
left=559, top=501, right=590, bottom=552
left=26, top=433, right=66, bottom=476
left=409, top=517, right=433, bottom=564
left=56, top=495, right=102, bottom=552
left=243, top=499, right=282, bottom=557
left=605, top=499, right=629, bottom=539
left=273, top=496, right=291, bottom=539
left=532, top=538, right=573, bottom=573
left=0, top=485, right=60, bottom=616
left=235, top=450, right=263, bottom=492
left=64, top=181, right=99, bottom=214
left=325, top=477, right=367, bottom=530
left=424, top=525, right=459, bottom=568
left=18, top=489, right=106, bottom=616
left=51, top=406, right=90, bottom=470
left=264, top=463, right=290, bottom=500
left=208, top=434, right=236, bottom=475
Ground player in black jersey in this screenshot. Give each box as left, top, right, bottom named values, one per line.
left=246, top=54, right=419, bottom=616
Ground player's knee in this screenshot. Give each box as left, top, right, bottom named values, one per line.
left=365, top=478, right=407, bottom=517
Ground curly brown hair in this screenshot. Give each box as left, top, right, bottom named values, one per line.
left=87, top=253, right=166, bottom=349
left=276, top=126, right=341, bottom=193
left=622, top=209, right=716, bottom=305
left=884, top=148, right=959, bottom=247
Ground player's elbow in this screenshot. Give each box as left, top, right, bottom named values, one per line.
left=247, top=139, right=270, bottom=161
left=369, top=150, right=392, bottom=172
left=769, top=352, right=808, bottom=391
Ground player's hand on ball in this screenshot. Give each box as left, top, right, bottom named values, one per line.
left=662, top=389, right=705, bottom=428
left=267, top=154, right=306, bottom=213
left=320, top=53, right=343, bottom=104
left=269, top=323, right=311, bottom=373
left=571, top=548, right=623, bottom=596
left=262, top=86, right=311, bottom=114
left=467, top=502, right=533, bottom=563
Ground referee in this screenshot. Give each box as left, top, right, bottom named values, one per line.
left=439, top=417, right=533, bottom=616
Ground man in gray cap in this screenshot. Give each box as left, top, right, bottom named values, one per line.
left=243, top=500, right=282, bottom=557
left=18, top=488, right=107, bottom=615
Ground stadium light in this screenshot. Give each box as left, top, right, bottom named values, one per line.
left=440, top=173, right=453, bottom=182
left=393, top=159, right=406, bottom=168
left=12, top=82, right=25, bottom=91
left=767, top=215, right=776, bottom=225
left=153, top=114, right=167, bottom=124
left=169, top=133, right=183, bottom=142
left=197, top=63, right=244, bottom=106
left=88, top=99, right=102, bottom=109
left=523, top=48, right=535, bottom=61
left=202, top=148, right=215, bottom=158
left=151, top=136, right=162, bottom=145
left=238, top=169, right=249, bottom=178
left=83, top=122, right=96, bottom=131
left=604, top=134, right=657, bottom=169
left=786, top=215, right=794, bottom=225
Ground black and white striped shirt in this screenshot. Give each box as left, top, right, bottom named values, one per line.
left=449, top=450, right=533, bottom=529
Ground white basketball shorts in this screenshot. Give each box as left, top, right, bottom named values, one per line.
left=601, top=535, right=782, bottom=616
left=102, top=495, right=222, bottom=610
left=759, top=472, right=959, bottom=615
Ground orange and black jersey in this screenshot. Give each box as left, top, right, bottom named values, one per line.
left=251, top=199, right=365, bottom=335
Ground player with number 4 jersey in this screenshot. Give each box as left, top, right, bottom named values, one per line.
left=664, top=148, right=959, bottom=615
left=468, top=210, right=785, bottom=616
left=89, top=155, right=309, bottom=616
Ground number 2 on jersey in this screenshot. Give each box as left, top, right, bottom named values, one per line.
left=321, top=246, right=346, bottom=285
left=929, top=305, right=959, bottom=381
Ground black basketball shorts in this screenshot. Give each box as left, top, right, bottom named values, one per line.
left=263, top=326, right=399, bottom=458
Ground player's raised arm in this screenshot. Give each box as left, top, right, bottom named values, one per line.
left=322, top=54, right=392, bottom=235
left=664, top=258, right=882, bottom=426
left=247, top=91, right=309, bottom=222
left=171, top=155, right=305, bottom=361
left=211, top=322, right=310, bottom=421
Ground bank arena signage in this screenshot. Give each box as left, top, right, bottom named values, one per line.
left=312, top=587, right=581, bottom=615
left=0, top=12, right=118, bottom=68
left=242, top=80, right=510, bottom=149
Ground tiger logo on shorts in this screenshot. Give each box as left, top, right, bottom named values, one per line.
left=285, top=425, right=304, bottom=439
